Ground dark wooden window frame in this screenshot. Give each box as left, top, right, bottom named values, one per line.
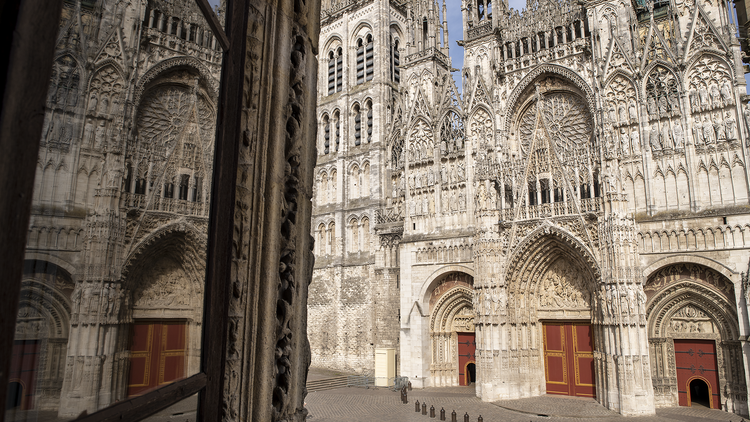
left=0, top=0, right=236, bottom=421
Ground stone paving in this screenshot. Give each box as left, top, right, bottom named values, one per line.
left=305, top=385, right=746, bottom=422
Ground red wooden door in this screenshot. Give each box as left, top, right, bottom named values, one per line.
left=675, top=339, right=720, bottom=409
left=128, top=322, right=187, bottom=397
left=457, top=332, right=476, bottom=386
left=8, top=340, right=40, bottom=409
left=543, top=323, right=595, bottom=397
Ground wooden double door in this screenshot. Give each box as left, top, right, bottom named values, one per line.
left=543, top=322, right=595, bottom=397
left=675, top=339, right=720, bottom=409
left=127, top=322, right=187, bottom=397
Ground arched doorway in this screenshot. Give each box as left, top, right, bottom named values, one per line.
left=10, top=260, right=73, bottom=411
left=501, top=230, right=599, bottom=400
left=122, top=228, right=205, bottom=397
left=645, top=263, right=745, bottom=413
left=6, top=381, right=23, bottom=409
left=688, top=378, right=711, bottom=408
left=429, top=272, right=474, bottom=387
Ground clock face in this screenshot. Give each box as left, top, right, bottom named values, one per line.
left=518, top=91, right=593, bottom=155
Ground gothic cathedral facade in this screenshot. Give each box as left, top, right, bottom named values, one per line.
left=14, top=0, right=221, bottom=416
left=311, top=0, right=750, bottom=416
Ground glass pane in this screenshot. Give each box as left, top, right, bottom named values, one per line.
left=142, top=393, right=197, bottom=422
left=6, top=0, right=222, bottom=419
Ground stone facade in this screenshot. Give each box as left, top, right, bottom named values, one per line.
left=16, top=0, right=222, bottom=416
left=310, top=0, right=750, bottom=417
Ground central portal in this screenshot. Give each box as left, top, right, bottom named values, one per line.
left=543, top=322, right=595, bottom=397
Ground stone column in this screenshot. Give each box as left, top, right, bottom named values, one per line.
left=216, top=0, right=320, bottom=419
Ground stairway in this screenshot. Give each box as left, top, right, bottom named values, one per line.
left=306, top=376, right=349, bottom=392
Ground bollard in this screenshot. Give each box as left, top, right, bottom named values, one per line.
left=422, top=402, right=427, bottom=415
left=463, top=412, right=469, bottom=422
left=440, top=407, right=446, bottom=421
left=415, top=400, right=420, bottom=412
left=477, top=416, right=483, bottom=422
left=401, top=386, right=408, bottom=404
left=408, top=381, right=413, bottom=391
left=430, top=405, right=435, bottom=418
left=451, top=410, right=457, bottom=422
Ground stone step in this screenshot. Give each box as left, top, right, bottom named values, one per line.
left=306, top=376, right=349, bottom=392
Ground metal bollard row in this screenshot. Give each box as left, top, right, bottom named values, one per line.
left=408, top=400, right=481, bottom=422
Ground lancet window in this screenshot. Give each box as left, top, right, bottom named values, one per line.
left=322, top=114, right=330, bottom=154
left=327, top=47, right=343, bottom=95
left=365, top=100, right=373, bottom=143
left=356, top=35, right=374, bottom=84
left=390, top=37, right=400, bottom=83
left=354, top=103, right=361, bottom=146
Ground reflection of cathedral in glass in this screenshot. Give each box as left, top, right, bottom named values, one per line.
left=309, top=0, right=750, bottom=416
left=15, top=0, right=222, bottom=417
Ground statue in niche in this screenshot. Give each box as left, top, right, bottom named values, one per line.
left=422, top=171, right=427, bottom=187
left=441, top=166, right=447, bottom=183
left=689, top=89, right=699, bottom=112
left=83, top=120, right=94, bottom=146
left=459, top=190, right=466, bottom=210
left=703, top=116, right=715, bottom=144
left=88, top=94, right=98, bottom=113
left=709, top=83, right=721, bottom=108
left=441, top=139, right=447, bottom=155
left=409, top=200, right=416, bottom=216
left=693, top=122, right=704, bottom=145
left=647, top=96, right=657, bottom=117
left=618, top=102, right=627, bottom=124
left=429, top=194, right=435, bottom=213
left=477, top=184, right=487, bottom=209
left=726, top=111, right=737, bottom=140
left=649, top=125, right=661, bottom=150
left=608, top=103, right=617, bottom=123
left=99, top=95, right=109, bottom=114
left=450, top=164, right=457, bottom=184
left=428, top=169, right=434, bottom=185
left=408, top=174, right=414, bottom=189
left=714, top=113, right=726, bottom=142
left=699, top=85, right=709, bottom=110
left=628, top=100, right=638, bottom=122
left=721, top=80, right=732, bottom=106
left=422, top=195, right=428, bottom=214
left=661, top=124, right=673, bottom=149
left=627, top=285, right=636, bottom=316
left=631, top=129, right=640, bottom=154
left=658, top=95, right=668, bottom=115
left=450, top=190, right=458, bottom=211
left=457, top=163, right=465, bottom=181
left=620, top=129, right=629, bottom=155
left=95, top=122, right=106, bottom=149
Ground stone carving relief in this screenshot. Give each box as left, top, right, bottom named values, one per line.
left=407, top=120, right=434, bottom=165
left=669, top=304, right=716, bottom=334
left=133, top=257, right=202, bottom=309
left=469, top=108, right=492, bottom=151
left=440, top=111, right=465, bottom=156
left=687, top=56, right=732, bottom=113
left=538, top=258, right=592, bottom=309
left=645, top=65, right=680, bottom=120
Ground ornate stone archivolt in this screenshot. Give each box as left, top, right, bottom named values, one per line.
left=645, top=263, right=746, bottom=412
left=429, top=273, right=474, bottom=387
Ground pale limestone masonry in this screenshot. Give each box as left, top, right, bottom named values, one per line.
left=310, top=0, right=750, bottom=417
left=18, top=0, right=222, bottom=416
